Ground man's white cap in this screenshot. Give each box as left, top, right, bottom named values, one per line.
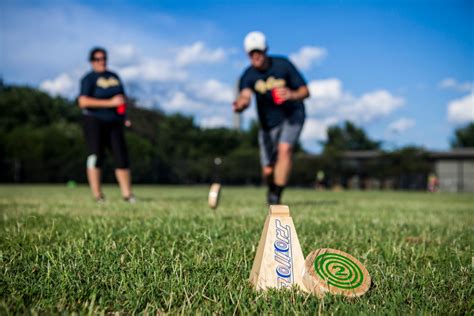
left=244, top=31, right=267, bottom=53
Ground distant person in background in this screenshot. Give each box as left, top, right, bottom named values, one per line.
left=233, top=31, right=310, bottom=204
left=78, top=47, right=135, bottom=203
left=427, top=173, right=439, bottom=192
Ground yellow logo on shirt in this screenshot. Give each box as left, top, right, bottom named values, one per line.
left=255, top=76, right=286, bottom=94
left=96, top=77, right=120, bottom=89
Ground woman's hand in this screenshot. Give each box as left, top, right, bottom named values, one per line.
left=109, top=95, right=126, bottom=107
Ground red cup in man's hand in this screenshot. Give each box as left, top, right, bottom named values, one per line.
left=271, top=88, right=285, bottom=105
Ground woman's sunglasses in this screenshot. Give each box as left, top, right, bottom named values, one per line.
left=92, top=57, right=107, bottom=62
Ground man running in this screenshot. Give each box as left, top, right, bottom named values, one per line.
left=233, top=31, right=310, bottom=204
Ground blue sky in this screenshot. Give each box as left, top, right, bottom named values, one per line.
left=2, top=0, right=473, bottom=152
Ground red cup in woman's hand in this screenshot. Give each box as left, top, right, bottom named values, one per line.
left=271, top=88, right=284, bottom=105
left=117, top=103, right=127, bottom=115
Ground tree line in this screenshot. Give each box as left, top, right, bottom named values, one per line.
left=1, top=82, right=472, bottom=187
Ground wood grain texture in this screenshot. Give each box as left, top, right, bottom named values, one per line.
left=248, top=205, right=308, bottom=293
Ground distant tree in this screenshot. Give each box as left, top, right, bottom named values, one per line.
left=451, top=123, right=474, bottom=148
left=318, top=121, right=381, bottom=187
left=127, top=106, right=163, bottom=143
left=385, top=146, right=430, bottom=189
left=321, top=121, right=381, bottom=153
left=0, top=85, right=80, bottom=131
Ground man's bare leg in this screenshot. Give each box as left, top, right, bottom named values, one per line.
left=265, top=143, right=293, bottom=203
left=115, top=168, right=132, bottom=198
left=263, top=165, right=279, bottom=204
left=87, top=168, right=102, bottom=199
left=274, top=143, right=293, bottom=186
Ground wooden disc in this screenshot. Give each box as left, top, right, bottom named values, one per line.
left=303, top=248, right=371, bottom=298
left=208, top=183, right=221, bottom=209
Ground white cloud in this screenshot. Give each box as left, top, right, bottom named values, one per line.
left=200, top=115, right=230, bottom=128
left=387, top=118, right=416, bottom=134
left=161, top=91, right=207, bottom=112
left=308, top=78, right=342, bottom=99
left=187, top=79, right=235, bottom=103
left=301, top=117, right=339, bottom=142
left=289, top=46, right=327, bottom=70
left=39, top=73, right=76, bottom=97
left=439, top=78, right=473, bottom=92
left=306, top=79, right=404, bottom=122
left=301, top=78, right=405, bottom=151
left=345, top=90, right=405, bottom=122
left=118, top=57, right=187, bottom=82
left=176, top=41, right=226, bottom=66
left=306, top=78, right=346, bottom=113
left=447, top=92, right=474, bottom=124
left=110, top=44, right=139, bottom=66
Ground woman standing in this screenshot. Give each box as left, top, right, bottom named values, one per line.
left=78, top=47, right=135, bottom=203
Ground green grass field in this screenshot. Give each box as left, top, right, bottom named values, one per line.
left=1, top=185, right=472, bottom=314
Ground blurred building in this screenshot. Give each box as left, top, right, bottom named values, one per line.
left=321, top=149, right=474, bottom=192
left=430, top=149, right=474, bottom=192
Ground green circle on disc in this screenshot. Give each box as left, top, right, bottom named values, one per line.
left=313, top=253, right=364, bottom=290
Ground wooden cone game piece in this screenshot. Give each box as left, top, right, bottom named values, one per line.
left=208, top=183, right=221, bottom=209
left=303, top=248, right=371, bottom=298
left=249, top=205, right=308, bottom=292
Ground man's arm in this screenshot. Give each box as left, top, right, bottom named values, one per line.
left=276, top=58, right=310, bottom=102
left=275, top=85, right=310, bottom=103
left=78, top=95, right=125, bottom=109
left=232, top=88, right=252, bottom=113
